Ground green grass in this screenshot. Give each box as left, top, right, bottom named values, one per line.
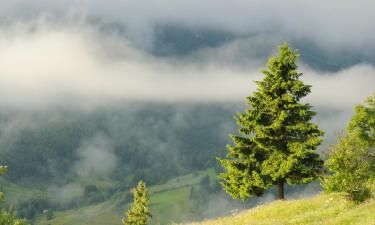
left=4, top=171, right=375, bottom=225
left=0, top=178, right=43, bottom=204
left=183, top=193, right=375, bottom=225
left=149, top=168, right=216, bottom=194
left=34, top=168, right=216, bottom=225
left=74, top=175, right=122, bottom=189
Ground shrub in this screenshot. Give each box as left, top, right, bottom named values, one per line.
left=322, top=134, right=375, bottom=202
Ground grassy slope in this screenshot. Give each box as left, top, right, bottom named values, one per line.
left=0, top=178, right=43, bottom=203
left=4, top=173, right=375, bottom=225
left=34, top=168, right=216, bottom=225
left=185, top=193, right=375, bottom=225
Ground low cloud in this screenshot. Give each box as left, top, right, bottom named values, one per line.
left=47, top=183, right=83, bottom=204
left=0, top=21, right=373, bottom=111
left=304, top=65, right=375, bottom=109
left=0, top=21, right=373, bottom=147
left=74, top=134, right=117, bottom=177
left=0, top=22, right=254, bottom=108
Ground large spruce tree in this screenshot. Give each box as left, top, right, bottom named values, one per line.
left=123, top=181, right=151, bottom=225
left=219, top=43, right=324, bottom=200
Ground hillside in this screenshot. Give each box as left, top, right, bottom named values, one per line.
left=185, top=193, right=375, bottom=225
left=33, top=168, right=219, bottom=225
left=3, top=170, right=374, bottom=225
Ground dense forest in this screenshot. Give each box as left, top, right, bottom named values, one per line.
left=0, top=104, right=235, bottom=219
left=1, top=104, right=233, bottom=186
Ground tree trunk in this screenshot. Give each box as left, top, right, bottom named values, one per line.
left=277, top=181, right=284, bottom=200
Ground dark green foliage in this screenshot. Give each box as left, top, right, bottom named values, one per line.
left=0, top=166, right=29, bottom=225
left=0, top=104, right=231, bottom=187
left=219, top=43, right=324, bottom=200
left=123, top=181, right=151, bottom=225
left=84, top=184, right=99, bottom=199
left=189, top=186, right=196, bottom=200
left=45, top=210, right=54, bottom=221
left=82, top=184, right=105, bottom=204
left=322, top=94, right=375, bottom=202
left=0, top=105, right=233, bottom=214
left=200, top=175, right=210, bottom=190
left=16, top=197, right=49, bottom=219
left=153, top=26, right=234, bottom=56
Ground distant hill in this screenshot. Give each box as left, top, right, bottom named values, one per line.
left=149, top=25, right=375, bottom=72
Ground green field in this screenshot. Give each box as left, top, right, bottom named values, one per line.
left=184, top=193, right=375, bottom=225
left=7, top=170, right=374, bottom=225
left=33, top=168, right=216, bottom=225
left=0, top=178, right=43, bottom=204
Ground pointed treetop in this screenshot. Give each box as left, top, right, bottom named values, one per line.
left=123, top=180, right=151, bottom=225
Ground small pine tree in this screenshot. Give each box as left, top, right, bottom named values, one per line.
left=123, top=181, right=151, bottom=225
left=218, top=43, right=324, bottom=201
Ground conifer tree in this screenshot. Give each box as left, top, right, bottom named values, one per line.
left=219, top=43, right=324, bottom=200
left=123, top=181, right=151, bottom=225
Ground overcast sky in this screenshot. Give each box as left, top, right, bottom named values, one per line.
left=0, top=1, right=374, bottom=112
left=1, top=0, right=375, bottom=49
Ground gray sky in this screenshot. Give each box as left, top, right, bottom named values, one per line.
left=0, top=21, right=373, bottom=110
left=0, top=1, right=373, bottom=114
left=1, top=0, right=375, bottom=50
